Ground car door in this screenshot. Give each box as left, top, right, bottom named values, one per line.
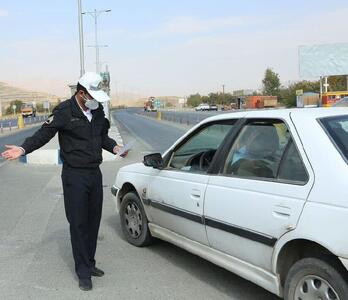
left=204, top=118, right=314, bottom=271
left=146, top=120, right=236, bottom=245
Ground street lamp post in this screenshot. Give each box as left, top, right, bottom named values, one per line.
left=77, top=0, right=85, bottom=77
left=87, top=45, right=108, bottom=72
left=82, top=8, right=111, bottom=74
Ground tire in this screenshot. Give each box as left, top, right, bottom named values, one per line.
left=284, top=257, right=348, bottom=300
left=119, top=192, right=153, bottom=247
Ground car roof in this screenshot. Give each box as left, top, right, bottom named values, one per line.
left=200, top=107, right=348, bottom=124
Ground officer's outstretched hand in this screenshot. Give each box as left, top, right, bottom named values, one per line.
left=1, top=145, right=24, bottom=160
left=113, top=145, right=129, bottom=158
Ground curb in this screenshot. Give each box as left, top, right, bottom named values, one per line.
left=20, top=149, right=62, bottom=165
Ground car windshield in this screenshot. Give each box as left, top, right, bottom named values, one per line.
left=320, top=115, right=348, bottom=161
left=22, top=104, right=32, bottom=108
left=177, top=123, right=232, bottom=154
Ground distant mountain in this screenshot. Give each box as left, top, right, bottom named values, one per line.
left=0, top=82, right=62, bottom=107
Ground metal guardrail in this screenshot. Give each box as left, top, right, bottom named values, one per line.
left=139, top=111, right=210, bottom=126
left=0, top=115, right=49, bottom=134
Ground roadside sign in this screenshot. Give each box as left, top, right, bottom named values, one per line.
left=297, top=95, right=304, bottom=108
left=296, top=89, right=304, bottom=96
left=154, top=99, right=161, bottom=108
left=43, top=101, right=50, bottom=109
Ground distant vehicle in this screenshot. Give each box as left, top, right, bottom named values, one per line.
left=332, top=97, right=348, bottom=107
left=195, top=103, right=210, bottom=111
left=21, top=103, right=36, bottom=118
left=144, top=97, right=157, bottom=112
left=209, top=104, right=218, bottom=111
left=197, top=103, right=218, bottom=111
left=112, top=108, right=348, bottom=299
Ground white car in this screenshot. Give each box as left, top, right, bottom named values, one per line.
left=195, top=103, right=210, bottom=111
left=112, top=108, right=348, bottom=299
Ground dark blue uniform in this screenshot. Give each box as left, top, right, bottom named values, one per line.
left=21, top=96, right=117, bottom=279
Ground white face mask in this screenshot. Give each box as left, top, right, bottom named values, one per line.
left=83, top=96, right=99, bottom=110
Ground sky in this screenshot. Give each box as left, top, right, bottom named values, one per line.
left=0, top=0, right=348, bottom=98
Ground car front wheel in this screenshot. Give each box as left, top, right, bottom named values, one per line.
left=119, top=192, right=153, bottom=247
left=284, top=257, right=348, bottom=300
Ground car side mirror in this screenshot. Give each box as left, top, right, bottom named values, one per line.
left=143, top=153, right=164, bottom=169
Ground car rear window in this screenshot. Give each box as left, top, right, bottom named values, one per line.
left=320, top=115, right=348, bottom=161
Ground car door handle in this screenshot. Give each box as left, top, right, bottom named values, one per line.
left=190, top=189, right=201, bottom=199
left=273, top=205, right=291, bottom=218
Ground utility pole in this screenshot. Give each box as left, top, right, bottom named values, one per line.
left=94, top=9, right=99, bottom=73
left=222, top=84, right=225, bottom=105
left=324, top=76, right=329, bottom=93
left=319, top=76, right=323, bottom=106
left=82, top=8, right=111, bottom=74
left=78, top=0, right=85, bottom=77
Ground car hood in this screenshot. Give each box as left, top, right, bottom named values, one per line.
left=118, top=162, right=159, bottom=176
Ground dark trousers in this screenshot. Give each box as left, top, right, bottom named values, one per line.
left=61, top=166, right=103, bottom=279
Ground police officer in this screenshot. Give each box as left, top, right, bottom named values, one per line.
left=1, top=72, right=122, bottom=291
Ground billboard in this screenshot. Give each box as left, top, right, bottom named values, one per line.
left=299, top=43, right=348, bottom=78
left=233, top=89, right=254, bottom=96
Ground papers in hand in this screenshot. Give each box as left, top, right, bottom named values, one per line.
left=117, top=141, right=134, bottom=157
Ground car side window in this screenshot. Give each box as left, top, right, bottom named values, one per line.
left=169, top=122, right=235, bottom=173
left=278, top=141, right=308, bottom=183
left=223, top=120, right=290, bottom=179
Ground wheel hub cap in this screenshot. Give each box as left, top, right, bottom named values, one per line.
left=294, top=275, right=340, bottom=300
left=124, top=202, right=142, bottom=238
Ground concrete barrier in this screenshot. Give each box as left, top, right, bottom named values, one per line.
left=19, top=118, right=124, bottom=165
left=20, top=149, right=61, bottom=165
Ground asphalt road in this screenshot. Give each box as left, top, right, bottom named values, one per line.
left=114, top=109, right=187, bottom=153
left=0, top=109, right=279, bottom=299
left=139, top=109, right=222, bottom=127
left=0, top=125, right=41, bottom=166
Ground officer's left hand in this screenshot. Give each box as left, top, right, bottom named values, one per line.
left=113, top=145, right=129, bottom=157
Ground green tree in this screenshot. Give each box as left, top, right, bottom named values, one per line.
left=5, top=100, right=23, bottom=115
left=36, top=103, right=44, bottom=113
left=328, top=75, right=347, bottom=91
left=208, top=93, right=219, bottom=104
left=201, top=95, right=210, bottom=104
left=223, top=93, right=236, bottom=105
left=262, top=68, right=281, bottom=96
left=187, top=93, right=202, bottom=107
left=279, top=80, right=320, bottom=107
left=165, top=102, right=173, bottom=108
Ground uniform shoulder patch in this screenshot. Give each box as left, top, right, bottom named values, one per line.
left=45, top=115, right=54, bottom=124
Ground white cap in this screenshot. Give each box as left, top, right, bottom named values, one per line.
left=78, top=72, right=110, bottom=102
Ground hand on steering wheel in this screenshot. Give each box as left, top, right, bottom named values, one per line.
left=199, top=150, right=214, bottom=170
